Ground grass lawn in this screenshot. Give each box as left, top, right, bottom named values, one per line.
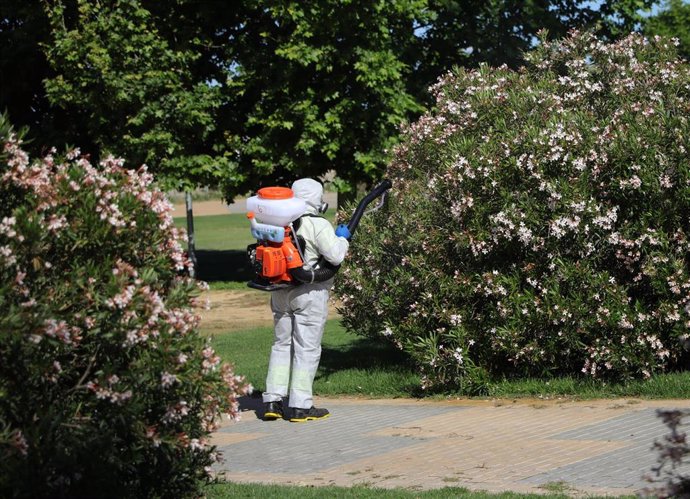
left=487, top=369, right=690, bottom=399
left=205, top=482, right=630, bottom=499
left=175, top=212, right=256, bottom=251
left=174, top=209, right=337, bottom=251
left=210, top=318, right=690, bottom=400
left=210, top=319, right=420, bottom=398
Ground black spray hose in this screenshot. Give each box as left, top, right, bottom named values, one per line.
left=289, top=262, right=340, bottom=284
left=346, top=179, right=392, bottom=236
left=290, top=179, right=392, bottom=284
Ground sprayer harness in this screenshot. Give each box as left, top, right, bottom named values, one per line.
left=289, top=214, right=340, bottom=284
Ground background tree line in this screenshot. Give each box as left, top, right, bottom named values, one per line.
left=1, top=0, right=689, bottom=199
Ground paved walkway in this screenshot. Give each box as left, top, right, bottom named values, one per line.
left=212, top=396, right=690, bottom=496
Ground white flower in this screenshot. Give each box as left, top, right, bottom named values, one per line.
left=161, top=372, right=179, bottom=389
left=659, top=174, right=673, bottom=189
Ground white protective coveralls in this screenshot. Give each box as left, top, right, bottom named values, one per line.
left=262, top=178, right=349, bottom=409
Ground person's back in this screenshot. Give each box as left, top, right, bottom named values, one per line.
left=295, top=215, right=348, bottom=271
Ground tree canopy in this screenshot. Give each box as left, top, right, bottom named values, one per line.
left=43, top=0, right=237, bottom=191
left=643, top=0, right=690, bottom=60
left=0, top=0, right=674, bottom=197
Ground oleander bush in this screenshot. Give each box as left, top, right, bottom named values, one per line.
left=336, top=31, right=690, bottom=394
left=0, top=117, right=249, bottom=499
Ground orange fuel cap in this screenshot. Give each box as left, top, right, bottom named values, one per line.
left=257, top=187, right=293, bottom=200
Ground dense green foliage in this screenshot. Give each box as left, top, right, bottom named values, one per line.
left=336, top=32, right=690, bottom=393
left=221, top=1, right=426, bottom=196
left=0, top=0, right=666, bottom=195
left=0, top=119, right=248, bottom=498
left=42, top=0, right=233, bottom=191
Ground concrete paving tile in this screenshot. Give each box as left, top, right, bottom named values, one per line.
left=212, top=397, right=690, bottom=495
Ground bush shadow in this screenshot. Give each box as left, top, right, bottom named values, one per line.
left=193, top=249, right=253, bottom=283
left=319, top=337, right=410, bottom=372
left=317, top=336, right=423, bottom=395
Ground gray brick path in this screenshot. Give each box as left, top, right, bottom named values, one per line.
left=523, top=407, right=690, bottom=490
left=214, top=403, right=463, bottom=474
left=211, top=397, right=690, bottom=495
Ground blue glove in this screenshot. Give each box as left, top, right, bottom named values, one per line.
left=335, top=224, right=351, bottom=240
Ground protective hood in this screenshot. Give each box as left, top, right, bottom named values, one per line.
left=291, top=178, right=323, bottom=214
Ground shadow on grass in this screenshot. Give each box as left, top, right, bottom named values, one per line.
left=317, top=337, right=423, bottom=396
left=319, top=337, right=411, bottom=372
left=236, top=337, right=423, bottom=419
left=193, top=249, right=253, bottom=282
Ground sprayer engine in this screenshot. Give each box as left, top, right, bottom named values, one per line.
left=247, top=220, right=303, bottom=289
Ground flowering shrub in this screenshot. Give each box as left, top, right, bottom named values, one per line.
left=0, top=120, right=249, bottom=498
left=336, top=32, right=690, bottom=393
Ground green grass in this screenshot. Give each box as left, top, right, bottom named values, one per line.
left=174, top=209, right=337, bottom=252
left=205, top=482, right=633, bottom=499
left=176, top=213, right=256, bottom=251
left=207, top=280, right=253, bottom=291
left=211, top=319, right=690, bottom=400
left=210, top=319, right=420, bottom=398
left=486, top=371, right=690, bottom=400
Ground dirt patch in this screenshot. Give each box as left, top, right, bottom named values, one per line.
left=172, top=200, right=235, bottom=217
left=198, top=289, right=342, bottom=334
left=198, top=289, right=271, bottom=334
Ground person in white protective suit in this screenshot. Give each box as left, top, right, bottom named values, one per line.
left=262, top=178, right=350, bottom=422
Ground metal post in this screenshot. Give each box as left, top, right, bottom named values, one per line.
left=185, top=191, right=197, bottom=278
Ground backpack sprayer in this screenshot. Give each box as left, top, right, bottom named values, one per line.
left=246, top=179, right=392, bottom=291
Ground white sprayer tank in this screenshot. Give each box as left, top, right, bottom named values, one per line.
left=246, top=187, right=307, bottom=227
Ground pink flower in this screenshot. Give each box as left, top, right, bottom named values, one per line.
left=43, top=319, right=73, bottom=344
left=9, top=429, right=28, bottom=456
left=160, top=372, right=178, bottom=389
